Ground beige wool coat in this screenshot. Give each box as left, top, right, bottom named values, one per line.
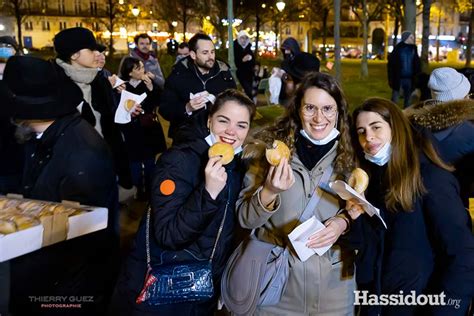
left=236, top=140, right=355, bottom=316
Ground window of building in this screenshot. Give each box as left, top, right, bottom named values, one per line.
left=59, top=21, right=67, bottom=30
left=74, top=0, right=81, bottom=14
left=285, top=27, right=291, bottom=35
left=76, top=22, right=83, bottom=27
left=25, top=21, right=33, bottom=31
left=298, top=25, right=303, bottom=35
left=42, top=21, right=50, bottom=31
left=41, top=0, right=48, bottom=10
left=92, top=22, right=100, bottom=31
left=90, top=1, right=97, bottom=15
left=58, top=0, right=65, bottom=14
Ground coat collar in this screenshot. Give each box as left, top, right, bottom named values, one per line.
left=405, top=99, right=474, bottom=131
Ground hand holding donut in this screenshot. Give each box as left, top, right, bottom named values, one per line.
left=204, top=155, right=227, bottom=200
left=260, top=157, right=295, bottom=207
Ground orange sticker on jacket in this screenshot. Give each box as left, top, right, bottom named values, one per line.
left=160, top=179, right=176, bottom=195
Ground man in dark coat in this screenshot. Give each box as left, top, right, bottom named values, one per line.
left=387, top=31, right=421, bottom=108
left=159, top=33, right=236, bottom=142
left=234, top=30, right=255, bottom=98
left=1, top=56, right=119, bottom=316
left=53, top=27, right=133, bottom=192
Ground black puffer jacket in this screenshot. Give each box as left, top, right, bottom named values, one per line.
left=159, top=57, right=236, bottom=140
left=112, top=138, right=246, bottom=315
left=387, top=42, right=421, bottom=90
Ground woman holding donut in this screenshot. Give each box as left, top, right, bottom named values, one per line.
left=109, top=89, right=256, bottom=315
left=346, top=98, right=474, bottom=315
left=237, top=72, right=356, bottom=315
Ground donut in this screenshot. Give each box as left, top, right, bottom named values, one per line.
left=208, top=143, right=234, bottom=165
left=11, top=214, right=40, bottom=230
left=265, top=140, right=291, bottom=166
left=348, top=168, right=369, bottom=194
left=124, top=99, right=135, bottom=111
left=0, top=219, right=16, bottom=234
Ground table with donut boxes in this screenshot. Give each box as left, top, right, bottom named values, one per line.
left=0, top=194, right=107, bottom=262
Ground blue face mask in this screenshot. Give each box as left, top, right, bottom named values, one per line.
left=300, top=128, right=340, bottom=145
left=0, top=46, right=15, bottom=61
left=364, top=142, right=392, bottom=166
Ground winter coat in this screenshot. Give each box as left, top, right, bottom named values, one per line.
left=234, top=38, right=255, bottom=97
left=120, top=81, right=166, bottom=161
left=159, top=57, right=236, bottom=140
left=237, top=139, right=355, bottom=316
left=111, top=137, right=246, bottom=316
left=10, top=113, right=119, bottom=316
left=387, top=42, right=421, bottom=91
left=53, top=61, right=133, bottom=188
left=405, top=99, right=474, bottom=207
left=346, top=156, right=474, bottom=316
left=130, top=48, right=165, bottom=90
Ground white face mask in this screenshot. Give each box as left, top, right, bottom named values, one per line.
left=300, top=128, right=340, bottom=146
left=205, top=132, right=243, bottom=155
left=364, top=142, right=392, bottom=166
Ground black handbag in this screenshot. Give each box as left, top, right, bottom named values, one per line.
left=136, top=200, right=228, bottom=305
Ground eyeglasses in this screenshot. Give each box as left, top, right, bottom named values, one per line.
left=301, top=104, right=337, bottom=119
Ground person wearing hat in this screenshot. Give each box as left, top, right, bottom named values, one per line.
left=53, top=26, right=134, bottom=196
left=1, top=56, right=118, bottom=315
left=234, top=30, right=255, bottom=99
left=387, top=30, right=421, bottom=108
left=406, top=67, right=474, bottom=208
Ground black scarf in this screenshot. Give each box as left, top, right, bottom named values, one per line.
left=295, top=136, right=337, bottom=171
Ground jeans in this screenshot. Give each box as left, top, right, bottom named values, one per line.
left=391, top=78, right=414, bottom=108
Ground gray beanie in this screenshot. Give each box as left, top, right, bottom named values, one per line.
left=401, top=31, right=412, bottom=43
left=428, top=67, right=471, bottom=102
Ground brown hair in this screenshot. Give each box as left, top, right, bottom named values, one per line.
left=209, top=89, right=256, bottom=121
left=254, top=71, right=355, bottom=177
left=352, top=98, right=453, bottom=212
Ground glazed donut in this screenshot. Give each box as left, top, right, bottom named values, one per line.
left=265, top=140, right=291, bottom=166
left=208, top=143, right=234, bottom=165
left=11, top=214, right=40, bottom=230
left=124, top=99, right=135, bottom=111
left=348, top=168, right=369, bottom=194
left=0, top=219, right=16, bottom=234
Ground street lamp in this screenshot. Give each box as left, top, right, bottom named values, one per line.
left=171, top=21, right=178, bottom=28
left=132, top=6, right=140, bottom=32
left=276, top=1, right=285, bottom=51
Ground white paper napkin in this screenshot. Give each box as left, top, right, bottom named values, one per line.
left=288, top=216, right=332, bottom=262
left=114, top=90, right=147, bottom=124
left=329, top=180, right=387, bottom=228
left=112, top=76, right=127, bottom=89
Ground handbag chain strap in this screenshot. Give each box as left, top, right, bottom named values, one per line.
left=299, top=164, right=334, bottom=222
left=145, top=194, right=229, bottom=268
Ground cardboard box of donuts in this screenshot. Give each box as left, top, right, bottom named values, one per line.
left=0, top=195, right=108, bottom=262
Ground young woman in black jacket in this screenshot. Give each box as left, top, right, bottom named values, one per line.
left=110, top=89, right=256, bottom=315
left=119, top=57, right=167, bottom=200
left=346, top=98, right=474, bottom=316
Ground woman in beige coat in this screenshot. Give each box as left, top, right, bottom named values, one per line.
left=237, top=72, right=356, bottom=315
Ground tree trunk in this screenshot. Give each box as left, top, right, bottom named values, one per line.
left=227, top=0, right=236, bottom=79
left=14, top=1, right=23, bottom=49
left=334, top=0, right=341, bottom=82
left=403, top=0, right=416, bottom=34
left=393, top=16, right=400, bottom=46
left=420, top=0, right=431, bottom=72
left=322, top=8, right=329, bottom=61
left=466, top=8, right=473, bottom=67
left=360, top=0, right=369, bottom=79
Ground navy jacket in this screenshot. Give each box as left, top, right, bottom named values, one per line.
left=112, top=138, right=246, bottom=315
left=347, top=156, right=474, bottom=316
left=387, top=42, right=421, bottom=90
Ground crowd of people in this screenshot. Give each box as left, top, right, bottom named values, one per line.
left=0, top=26, right=472, bottom=316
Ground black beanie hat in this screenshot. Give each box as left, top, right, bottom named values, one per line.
left=54, top=27, right=106, bottom=61
left=283, top=52, right=320, bottom=84
left=1, top=56, right=81, bottom=120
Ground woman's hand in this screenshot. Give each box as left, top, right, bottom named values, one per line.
left=260, top=157, right=295, bottom=207
left=205, top=155, right=227, bottom=200
left=130, top=104, right=144, bottom=117
left=306, top=217, right=347, bottom=248
left=142, top=75, right=153, bottom=91
left=345, top=199, right=365, bottom=220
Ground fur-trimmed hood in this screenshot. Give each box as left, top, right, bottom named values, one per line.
left=404, top=99, right=474, bottom=131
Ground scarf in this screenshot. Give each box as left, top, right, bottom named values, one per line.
left=133, top=48, right=151, bottom=61
left=295, top=136, right=337, bottom=171
left=56, top=58, right=102, bottom=136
